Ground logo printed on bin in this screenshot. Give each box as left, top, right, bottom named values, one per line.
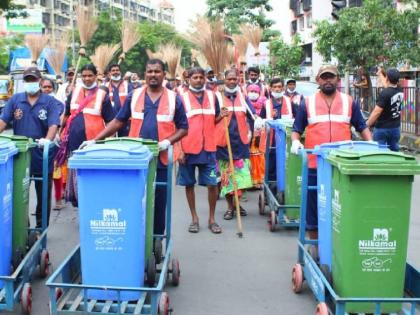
left=359, top=228, right=397, bottom=255
left=90, top=208, right=127, bottom=235
left=318, top=184, right=327, bottom=212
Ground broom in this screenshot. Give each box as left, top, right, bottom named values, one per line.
left=189, top=16, right=244, bottom=238
left=160, top=43, right=182, bottom=81
left=73, top=5, right=98, bottom=85
left=191, top=48, right=208, bottom=69
left=90, top=44, right=120, bottom=78
left=232, top=33, right=248, bottom=84
left=146, top=48, right=163, bottom=60
left=240, top=24, right=263, bottom=56
left=25, top=34, right=49, bottom=66
left=118, top=20, right=141, bottom=65
left=46, top=35, right=69, bottom=80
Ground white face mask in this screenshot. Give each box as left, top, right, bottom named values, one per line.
left=248, top=78, right=259, bottom=84
left=82, top=82, right=97, bottom=90
left=111, top=75, right=121, bottom=81
left=271, top=91, right=283, bottom=99
left=224, top=85, right=238, bottom=94
left=248, top=92, right=259, bottom=101
left=287, top=88, right=295, bottom=94
left=189, top=85, right=205, bottom=93
left=24, top=82, right=40, bottom=95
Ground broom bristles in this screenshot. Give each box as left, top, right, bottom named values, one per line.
left=90, top=44, right=120, bottom=75
left=146, top=48, right=163, bottom=60
left=232, top=34, right=248, bottom=63
left=25, top=34, right=49, bottom=65
left=76, top=5, right=98, bottom=53
left=188, top=16, right=229, bottom=79
left=46, top=34, right=69, bottom=76
left=160, top=43, right=182, bottom=79
left=191, top=48, right=208, bottom=68
left=240, top=24, right=262, bottom=55
left=121, top=21, right=141, bottom=55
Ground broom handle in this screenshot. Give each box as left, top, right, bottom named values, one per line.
left=71, top=55, right=82, bottom=86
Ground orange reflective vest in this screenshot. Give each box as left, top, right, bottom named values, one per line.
left=181, top=90, right=217, bottom=154
left=128, top=87, right=180, bottom=165
left=281, top=96, right=295, bottom=119
left=215, top=91, right=250, bottom=147
left=305, top=92, right=353, bottom=168
left=108, top=81, right=128, bottom=108
left=70, top=85, right=107, bottom=140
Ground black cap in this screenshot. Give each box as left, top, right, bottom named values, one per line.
left=23, top=67, right=41, bottom=80
left=386, top=68, right=400, bottom=84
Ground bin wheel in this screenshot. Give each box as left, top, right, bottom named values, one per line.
left=308, top=245, right=319, bottom=262
left=171, top=258, right=180, bottom=286
left=39, top=249, right=50, bottom=278
left=12, top=248, right=24, bottom=272
left=292, top=263, right=304, bottom=294
left=27, top=232, right=39, bottom=249
left=268, top=211, right=277, bottom=232
left=154, top=239, right=163, bottom=264
left=21, top=283, right=32, bottom=315
left=146, top=255, right=156, bottom=287
left=316, top=302, right=328, bottom=315
left=158, top=292, right=170, bottom=315
left=258, top=193, right=265, bottom=215
left=320, top=264, right=332, bottom=285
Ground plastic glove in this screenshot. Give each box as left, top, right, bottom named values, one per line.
left=158, top=139, right=171, bottom=152
left=290, top=140, right=304, bottom=155
left=37, top=138, right=51, bottom=148
left=254, top=117, right=265, bottom=130
left=79, top=140, right=96, bottom=150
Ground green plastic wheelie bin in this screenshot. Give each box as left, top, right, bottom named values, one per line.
left=101, top=137, right=158, bottom=262
left=327, top=149, right=420, bottom=313
left=0, top=135, right=33, bottom=263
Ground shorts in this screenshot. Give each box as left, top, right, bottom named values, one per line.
left=177, top=163, right=218, bottom=186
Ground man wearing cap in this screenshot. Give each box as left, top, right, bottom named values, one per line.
left=246, top=66, right=268, bottom=98
left=366, top=68, right=403, bottom=152
left=284, top=78, right=303, bottom=118
left=0, top=67, right=62, bottom=228
left=56, top=67, right=75, bottom=104
left=205, top=68, right=217, bottom=92
left=291, top=65, right=372, bottom=239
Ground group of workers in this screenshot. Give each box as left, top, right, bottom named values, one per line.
left=0, top=58, right=402, bottom=241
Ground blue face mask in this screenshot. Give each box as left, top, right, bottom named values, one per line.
left=24, top=82, right=40, bottom=95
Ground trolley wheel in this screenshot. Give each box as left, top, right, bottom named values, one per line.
left=258, top=192, right=265, bottom=215
left=21, top=283, right=32, bottom=315
left=146, top=255, right=156, bottom=287
left=158, top=292, right=170, bottom=315
left=154, top=239, right=163, bottom=264
left=320, top=264, right=332, bottom=285
left=39, top=249, right=50, bottom=278
left=292, top=263, right=304, bottom=294
left=12, top=248, right=24, bottom=272
left=308, top=245, right=319, bottom=262
left=171, top=258, right=180, bottom=286
left=268, top=211, right=277, bottom=232
left=27, top=232, right=39, bottom=249
left=316, top=302, right=328, bottom=315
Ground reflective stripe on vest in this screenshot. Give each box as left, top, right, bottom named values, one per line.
left=182, top=90, right=215, bottom=118
left=307, top=93, right=350, bottom=125
left=70, top=85, right=104, bottom=116
left=130, top=87, right=176, bottom=121
left=108, top=81, right=128, bottom=107
left=281, top=96, right=293, bottom=119
left=265, top=99, right=273, bottom=119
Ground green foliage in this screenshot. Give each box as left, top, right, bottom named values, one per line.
left=269, top=36, right=303, bottom=78
left=0, top=1, right=28, bottom=19
left=313, top=0, right=420, bottom=70
left=206, top=0, right=277, bottom=40
left=0, top=34, right=24, bottom=73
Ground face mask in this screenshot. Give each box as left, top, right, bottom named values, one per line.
left=111, top=75, right=121, bottom=81
left=48, top=92, right=56, bottom=97
left=271, top=91, right=283, bottom=99
left=224, top=85, right=238, bottom=94
left=24, top=82, right=40, bottom=95
left=82, top=82, right=97, bottom=90
left=287, top=88, right=295, bottom=94
left=248, top=78, right=259, bottom=84
left=248, top=92, right=259, bottom=101
left=320, top=85, right=336, bottom=95
left=189, top=85, right=205, bottom=93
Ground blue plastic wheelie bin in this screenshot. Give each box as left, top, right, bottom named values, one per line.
left=0, top=141, right=18, bottom=289
left=69, top=143, right=152, bottom=300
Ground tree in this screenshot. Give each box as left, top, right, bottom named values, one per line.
left=206, top=0, right=278, bottom=40
left=0, top=1, right=28, bottom=19
left=0, top=34, right=24, bottom=73
left=313, top=0, right=420, bottom=72
left=269, top=36, right=303, bottom=78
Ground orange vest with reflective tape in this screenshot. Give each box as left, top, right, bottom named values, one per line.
left=281, top=96, right=295, bottom=119
left=128, top=87, right=180, bottom=165
left=108, top=81, right=128, bottom=108
left=70, top=85, right=107, bottom=140
left=214, top=91, right=250, bottom=147
left=181, top=90, right=217, bottom=154
left=305, top=92, right=353, bottom=168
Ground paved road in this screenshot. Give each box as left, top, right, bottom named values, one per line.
left=4, top=172, right=420, bottom=315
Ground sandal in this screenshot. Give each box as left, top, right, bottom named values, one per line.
left=208, top=222, right=222, bottom=234
left=223, top=209, right=234, bottom=220
left=188, top=222, right=199, bottom=233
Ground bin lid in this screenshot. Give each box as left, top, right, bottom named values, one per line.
left=266, top=118, right=294, bottom=131
left=0, top=140, right=18, bottom=163
left=313, top=141, right=388, bottom=157
left=68, top=143, right=153, bottom=170
left=0, top=134, right=34, bottom=152
left=326, top=149, right=420, bottom=175
left=100, top=137, right=159, bottom=157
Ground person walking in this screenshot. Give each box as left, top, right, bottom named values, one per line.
left=366, top=68, right=403, bottom=152
left=291, top=65, right=372, bottom=239
left=177, top=67, right=227, bottom=234
left=82, top=59, right=188, bottom=236
left=0, top=67, right=61, bottom=228
left=284, top=78, right=302, bottom=118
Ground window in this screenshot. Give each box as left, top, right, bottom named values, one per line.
left=306, top=12, right=312, bottom=28
left=298, top=16, right=305, bottom=31
left=291, top=20, right=297, bottom=36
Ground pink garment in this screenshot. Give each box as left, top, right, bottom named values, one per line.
left=251, top=96, right=267, bottom=116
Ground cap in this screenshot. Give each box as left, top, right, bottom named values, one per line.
left=67, top=67, right=75, bottom=74
left=285, top=78, right=296, bottom=84
left=317, top=64, right=339, bottom=78
left=386, top=68, right=400, bottom=83
left=23, top=67, right=41, bottom=80
left=205, top=67, right=214, bottom=74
